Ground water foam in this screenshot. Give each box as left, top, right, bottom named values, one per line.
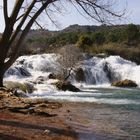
left=3, top=54, right=140, bottom=105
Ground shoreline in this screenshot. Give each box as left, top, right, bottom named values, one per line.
left=0, top=91, right=140, bottom=140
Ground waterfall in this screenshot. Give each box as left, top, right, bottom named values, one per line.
left=80, top=56, right=140, bottom=86
left=4, top=54, right=140, bottom=87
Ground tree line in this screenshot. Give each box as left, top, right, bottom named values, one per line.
left=21, top=24, right=140, bottom=64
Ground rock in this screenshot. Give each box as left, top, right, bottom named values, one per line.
left=4, top=81, right=35, bottom=93
left=44, top=129, right=50, bottom=134
left=6, top=66, right=31, bottom=77
left=54, top=81, right=80, bottom=92
left=24, top=83, right=36, bottom=93
left=111, top=79, right=137, bottom=87
left=84, top=53, right=93, bottom=59
left=75, top=68, right=86, bottom=82
left=103, top=62, right=116, bottom=82
left=0, top=91, right=61, bottom=117
left=8, top=101, right=58, bottom=117
left=16, top=67, right=31, bottom=77
left=18, top=59, right=25, bottom=65
left=48, top=73, right=56, bottom=79
left=12, top=89, right=28, bottom=97
left=35, top=76, right=47, bottom=84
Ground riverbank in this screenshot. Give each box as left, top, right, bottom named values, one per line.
left=0, top=90, right=77, bottom=140
left=0, top=91, right=140, bottom=140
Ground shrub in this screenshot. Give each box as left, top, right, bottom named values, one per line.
left=77, top=35, right=93, bottom=50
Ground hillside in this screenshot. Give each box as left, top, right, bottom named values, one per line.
left=8, top=24, right=140, bottom=64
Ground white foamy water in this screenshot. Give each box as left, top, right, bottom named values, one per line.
left=4, top=54, right=140, bottom=105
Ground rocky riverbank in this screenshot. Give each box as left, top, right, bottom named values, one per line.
left=0, top=90, right=77, bottom=140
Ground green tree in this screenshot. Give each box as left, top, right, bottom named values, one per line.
left=0, top=0, right=125, bottom=87
left=107, top=33, right=119, bottom=43
left=125, top=24, right=139, bottom=44
left=77, top=35, right=93, bottom=50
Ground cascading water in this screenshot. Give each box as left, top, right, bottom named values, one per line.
left=3, top=53, right=140, bottom=139
left=80, top=56, right=140, bottom=86
left=3, top=53, right=140, bottom=105
left=4, top=53, right=140, bottom=87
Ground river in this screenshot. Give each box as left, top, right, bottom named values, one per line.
left=3, top=53, right=140, bottom=139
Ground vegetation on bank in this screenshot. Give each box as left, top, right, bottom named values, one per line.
left=18, top=24, right=140, bottom=64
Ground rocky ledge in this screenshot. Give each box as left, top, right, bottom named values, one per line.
left=0, top=89, right=62, bottom=117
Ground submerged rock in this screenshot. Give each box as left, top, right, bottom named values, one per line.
left=111, top=79, right=137, bottom=87
left=54, top=81, right=80, bottom=92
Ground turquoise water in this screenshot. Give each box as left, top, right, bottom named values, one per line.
left=85, top=87, right=140, bottom=111
left=31, top=87, right=140, bottom=111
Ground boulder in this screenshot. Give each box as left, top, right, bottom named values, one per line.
left=4, top=81, right=35, bottom=93
left=12, top=89, right=28, bottom=97
left=75, top=68, right=86, bottom=82
left=111, top=79, right=137, bottom=87
left=54, top=81, right=80, bottom=92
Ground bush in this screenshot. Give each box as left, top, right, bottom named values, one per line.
left=77, top=35, right=93, bottom=50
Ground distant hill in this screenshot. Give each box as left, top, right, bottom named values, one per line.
left=27, top=24, right=140, bottom=39
left=4, top=24, right=140, bottom=64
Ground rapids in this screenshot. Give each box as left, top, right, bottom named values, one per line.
left=4, top=53, right=140, bottom=87
left=3, top=54, right=140, bottom=105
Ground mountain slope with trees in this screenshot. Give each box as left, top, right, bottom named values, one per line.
left=22, top=24, right=140, bottom=64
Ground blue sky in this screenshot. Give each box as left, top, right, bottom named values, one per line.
left=0, top=0, right=140, bottom=32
